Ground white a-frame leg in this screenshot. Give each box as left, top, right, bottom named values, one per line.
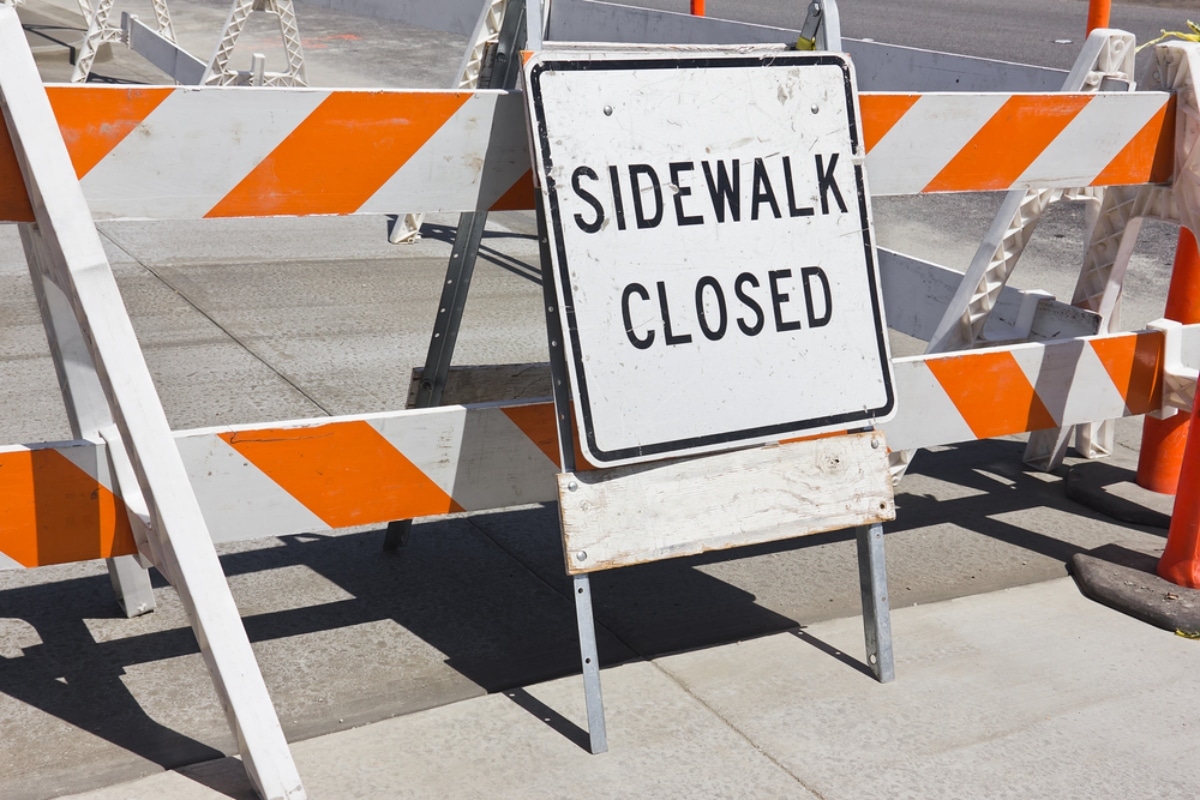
left=0, top=9, right=305, bottom=799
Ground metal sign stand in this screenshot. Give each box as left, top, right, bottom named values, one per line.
left=535, top=196, right=609, bottom=751
left=383, top=0, right=528, bottom=551
left=1, top=9, right=304, bottom=798
left=523, top=46, right=897, bottom=752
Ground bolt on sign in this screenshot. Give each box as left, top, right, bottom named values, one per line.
left=524, top=49, right=895, bottom=467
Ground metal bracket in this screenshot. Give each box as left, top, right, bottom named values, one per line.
left=795, top=0, right=841, bottom=52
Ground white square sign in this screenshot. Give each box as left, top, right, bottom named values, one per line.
left=525, top=50, right=895, bottom=467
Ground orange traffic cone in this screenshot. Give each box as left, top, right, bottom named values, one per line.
left=1159, top=394, right=1200, bottom=588
left=1138, top=229, right=1200, bottom=494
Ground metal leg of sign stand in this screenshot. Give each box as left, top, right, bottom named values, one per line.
left=535, top=190, right=609, bottom=753
left=384, top=0, right=527, bottom=553
left=573, top=574, right=609, bottom=753
left=855, top=522, right=895, bottom=683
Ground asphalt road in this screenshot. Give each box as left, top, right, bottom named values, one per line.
left=628, top=0, right=1193, bottom=72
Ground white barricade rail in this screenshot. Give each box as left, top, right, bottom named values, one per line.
left=2, top=323, right=1194, bottom=570
left=0, top=86, right=1173, bottom=223
left=2, top=0, right=1199, bottom=787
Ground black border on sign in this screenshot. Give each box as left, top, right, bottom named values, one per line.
left=528, top=53, right=894, bottom=465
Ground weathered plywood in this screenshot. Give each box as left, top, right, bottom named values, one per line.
left=407, top=364, right=553, bottom=408
left=557, top=431, right=894, bottom=574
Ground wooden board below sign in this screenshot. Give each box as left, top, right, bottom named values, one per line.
left=556, top=431, right=894, bottom=574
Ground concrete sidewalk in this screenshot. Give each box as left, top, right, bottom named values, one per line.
left=59, top=578, right=1199, bottom=800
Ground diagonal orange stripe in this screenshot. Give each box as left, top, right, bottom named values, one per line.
left=46, top=86, right=173, bottom=178
left=2, top=87, right=171, bottom=223
left=500, top=402, right=598, bottom=470
left=1092, top=97, right=1175, bottom=187
left=206, top=91, right=471, bottom=218
left=0, top=125, right=34, bottom=222
left=1089, top=332, right=1163, bottom=415
left=859, top=93, right=920, bottom=153
left=924, top=94, right=1092, bottom=193
left=221, top=421, right=461, bottom=527
left=501, top=403, right=563, bottom=467
left=0, top=449, right=136, bottom=567
left=926, top=351, right=1058, bottom=440
left=490, top=169, right=536, bottom=211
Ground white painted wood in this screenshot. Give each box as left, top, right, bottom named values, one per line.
left=0, top=10, right=304, bottom=798
left=20, top=222, right=157, bottom=616
left=5, top=326, right=1200, bottom=572
left=557, top=431, right=894, bottom=574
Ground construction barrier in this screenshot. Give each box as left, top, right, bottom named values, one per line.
left=0, top=322, right=1190, bottom=571
left=3, top=0, right=1199, bottom=794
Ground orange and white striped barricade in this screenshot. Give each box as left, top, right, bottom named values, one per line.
left=0, top=8, right=305, bottom=799
left=914, top=27, right=1140, bottom=476
left=5, top=320, right=1194, bottom=568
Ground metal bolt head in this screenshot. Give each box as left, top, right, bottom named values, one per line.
left=576, top=550, right=588, bottom=561
left=871, top=438, right=880, bottom=449
left=603, top=105, right=613, bottom=116
left=810, top=104, right=820, bottom=114
left=567, top=480, right=578, bottom=492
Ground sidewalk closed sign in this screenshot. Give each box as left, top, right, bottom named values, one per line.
left=525, top=49, right=895, bottom=467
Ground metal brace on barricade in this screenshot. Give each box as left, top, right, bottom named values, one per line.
left=0, top=8, right=305, bottom=799
left=72, top=0, right=176, bottom=82
left=382, top=0, right=530, bottom=547
left=794, top=0, right=840, bottom=52
left=111, top=0, right=305, bottom=86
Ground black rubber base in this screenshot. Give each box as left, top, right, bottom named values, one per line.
left=1070, top=544, right=1200, bottom=636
